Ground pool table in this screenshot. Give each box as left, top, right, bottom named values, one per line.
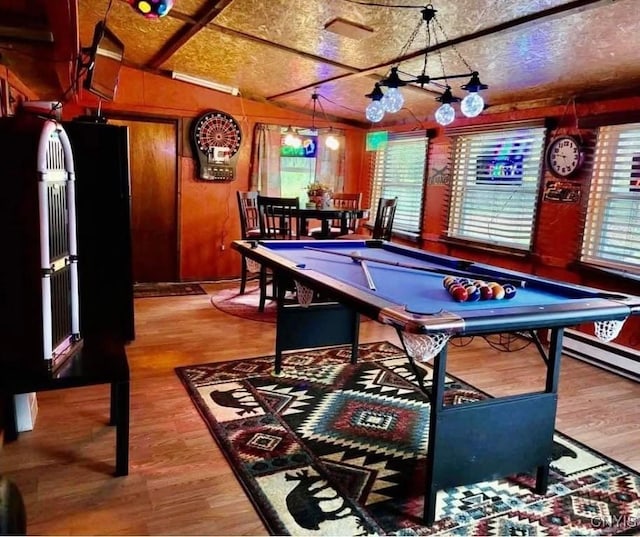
left=232, top=238, right=640, bottom=524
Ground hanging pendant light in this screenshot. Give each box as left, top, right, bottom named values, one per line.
left=460, top=72, right=488, bottom=118
left=365, top=84, right=385, bottom=123
left=284, top=126, right=301, bottom=148
left=434, top=87, right=459, bottom=126
left=361, top=5, right=489, bottom=126
left=380, top=67, right=405, bottom=113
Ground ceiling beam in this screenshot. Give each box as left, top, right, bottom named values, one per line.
left=146, top=0, right=234, bottom=70
left=267, top=0, right=620, bottom=101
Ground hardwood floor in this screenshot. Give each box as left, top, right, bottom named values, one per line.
left=1, top=281, right=638, bottom=535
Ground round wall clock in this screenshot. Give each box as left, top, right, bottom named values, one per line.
left=546, top=135, right=584, bottom=178
left=191, top=110, right=242, bottom=181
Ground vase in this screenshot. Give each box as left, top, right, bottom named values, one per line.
left=309, top=191, right=332, bottom=209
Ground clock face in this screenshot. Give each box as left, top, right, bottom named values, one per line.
left=192, top=111, right=242, bottom=157
left=547, top=136, right=583, bottom=177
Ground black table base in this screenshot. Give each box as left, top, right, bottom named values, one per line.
left=1, top=336, right=130, bottom=477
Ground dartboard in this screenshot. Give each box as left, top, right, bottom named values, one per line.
left=193, top=110, right=242, bottom=157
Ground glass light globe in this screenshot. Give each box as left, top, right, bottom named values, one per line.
left=284, top=131, right=301, bottom=148
left=325, top=134, right=340, bottom=150
left=381, top=87, right=404, bottom=113
left=365, top=101, right=385, bottom=123
left=461, top=92, right=485, bottom=118
left=435, top=103, right=455, bottom=126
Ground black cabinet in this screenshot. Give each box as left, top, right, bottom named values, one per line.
left=0, top=114, right=131, bottom=476
left=63, top=120, right=135, bottom=343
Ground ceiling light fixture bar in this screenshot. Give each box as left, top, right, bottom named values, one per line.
left=170, top=71, right=239, bottom=96
left=365, top=4, right=488, bottom=126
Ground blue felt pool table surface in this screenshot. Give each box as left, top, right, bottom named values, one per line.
left=261, top=240, right=609, bottom=315
left=233, top=238, right=640, bottom=336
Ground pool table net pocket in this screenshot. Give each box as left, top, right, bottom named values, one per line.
left=400, top=331, right=450, bottom=362
left=594, top=318, right=626, bottom=342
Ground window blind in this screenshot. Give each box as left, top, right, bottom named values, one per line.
left=447, top=126, right=546, bottom=250
left=369, top=132, right=427, bottom=234
left=582, top=123, right=640, bottom=271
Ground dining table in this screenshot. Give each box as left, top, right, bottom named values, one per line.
left=295, top=205, right=369, bottom=239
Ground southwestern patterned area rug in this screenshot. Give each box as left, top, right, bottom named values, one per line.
left=175, top=342, right=640, bottom=536
left=133, top=281, right=207, bottom=298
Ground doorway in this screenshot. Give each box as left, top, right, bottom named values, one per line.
left=110, top=117, right=178, bottom=283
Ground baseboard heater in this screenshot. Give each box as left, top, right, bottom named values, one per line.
left=563, top=329, right=640, bottom=382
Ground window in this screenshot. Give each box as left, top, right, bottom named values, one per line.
left=447, top=124, right=546, bottom=250
left=582, top=123, right=640, bottom=271
left=250, top=124, right=345, bottom=197
left=280, top=155, right=316, bottom=199
left=369, top=132, right=427, bottom=234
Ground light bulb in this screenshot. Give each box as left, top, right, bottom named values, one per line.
left=435, top=103, right=455, bottom=126
left=325, top=134, right=339, bottom=150
left=365, top=101, right=385, bottom=123
left=461, top=92, right=484, bottom=118
left=381, top=87, right=404, bottom=113
left=284, top=131, right=301, bottom=148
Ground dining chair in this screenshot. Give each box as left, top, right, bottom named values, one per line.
left=309, top=192, right=363, bottom=239
left=236, top=191, right=262, bottom=294
left=337, top=196, right=398, bottom=241
left=256, top=195, right=301, bottom=310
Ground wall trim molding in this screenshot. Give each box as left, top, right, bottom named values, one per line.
left=563, top=328, right=639, bottom=382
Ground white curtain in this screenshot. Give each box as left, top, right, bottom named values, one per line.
left=250, top=124, right=346, bottom=194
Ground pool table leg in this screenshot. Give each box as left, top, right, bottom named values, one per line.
left=273, top=274, right=361, bottom=375
left=423, top=345, right=448, bottom=525
left=535, top=326, right=563, bottom=494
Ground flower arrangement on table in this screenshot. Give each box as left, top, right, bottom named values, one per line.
left=306, top=181, right=333, bottom=208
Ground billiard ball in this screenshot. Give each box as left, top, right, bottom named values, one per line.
left=451, top=286, right=469, bottom=302
left=479, top=285, right=493, bottom=300
left=503, top=283, right=517, bottom=299
left=489, top=283, right=505, bottom=299
left=465, top=285, right=481, bottom=301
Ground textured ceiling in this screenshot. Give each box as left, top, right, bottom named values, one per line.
left=2, top=0, right=640, bottom=127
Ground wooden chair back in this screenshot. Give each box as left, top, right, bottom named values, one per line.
left=257, top=195, right=300, bottom=239
left=331, top=192, right=362, bottom=232
left=371, top=197, right=398, bottom=240
left=236, top=191, right=261, bottom=239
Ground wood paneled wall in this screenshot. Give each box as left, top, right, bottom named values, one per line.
left=61, top=66, right=640, bottom=347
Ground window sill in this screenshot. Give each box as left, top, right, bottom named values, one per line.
left=363, top=225, right=420, bottom=243
left=570, top=261, right=640, bottom=285
left=440, top=236, right=530, bottom=259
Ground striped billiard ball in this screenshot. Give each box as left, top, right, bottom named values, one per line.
left=503, top=283, right=517, bottom=299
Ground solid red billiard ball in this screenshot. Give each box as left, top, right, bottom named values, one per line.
left=451, top=286, right=469, bottom=302
left=479, top=285, right=493, bottom=300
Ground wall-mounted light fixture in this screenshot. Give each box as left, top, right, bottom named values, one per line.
left=170, top=71, right=239, bottom=96
left=364, top=5, right=488, bottom=126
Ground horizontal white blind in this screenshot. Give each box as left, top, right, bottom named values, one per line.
left=447, top=126, right=546, bottom=250
left=582, top=124, right=640, bottom=270
left=370, top=132, right=427, bottom=233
